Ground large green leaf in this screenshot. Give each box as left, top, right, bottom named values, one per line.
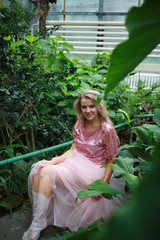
left=146, top=144, right=160, bottom=161
left=102, top=157, right=134, bottom=175
left=135, top=161, right=153, bottom=175
left=154, top=108, right=160, bottom=126
left=113, top=157, right=134, bottom=174
left=122, top=173, right=139, bottom=193
left=125, top=144, right=156, bottom=161
left=154, top=130, right=160, bottom=143
left=89, top=179, right=123, bottom=196
left=76, top=179, right=123, bottom=201
left=105, top=0, right=160, bottom=94
left=143, top=124, right=160, bottom=133
left=107, top=164, right=139, bottom=193
left=76, top=189, right=102, bottom=200
left=132, top=127, right=152, bottom=146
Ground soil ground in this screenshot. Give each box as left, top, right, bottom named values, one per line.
left=0, top=209, right=63, bottom=240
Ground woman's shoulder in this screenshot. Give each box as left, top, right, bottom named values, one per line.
left=74, top=120, right=83, bottom=132
left=101, top=121, right=113, bottom=131
left=101, top=121, right=118, bottom=144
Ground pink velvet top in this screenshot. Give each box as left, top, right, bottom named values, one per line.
left=73, top=121, right=118, bottom=165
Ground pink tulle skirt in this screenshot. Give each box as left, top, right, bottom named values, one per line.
left=28, top=149, right=124, bottom=232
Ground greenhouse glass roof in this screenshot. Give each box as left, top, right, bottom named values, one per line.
left=48, top=0, right=142, bottom=22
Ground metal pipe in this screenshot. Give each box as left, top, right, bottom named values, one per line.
left=114, top=114, right=154, bottom=129
left=114, top=119, right=135, bottom=129
left=0, top=114, right=154, bottom=167
left=0, top=141, right=73, bottom=167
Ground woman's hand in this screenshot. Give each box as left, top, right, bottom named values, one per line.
left=93, top=194, right=103, bottom=201
left=36, top=159, right=52, bottom=165
left=41, top=159, right=51, bottom=164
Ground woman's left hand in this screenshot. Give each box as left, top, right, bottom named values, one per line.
left=93, top=194, right=103, bottom=201
left=39, top=160, right=51, bottom=164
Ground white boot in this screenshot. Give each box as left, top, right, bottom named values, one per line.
left=32, top=191, right=37, bottom=218
left=22, top=193, right=51, bottom=240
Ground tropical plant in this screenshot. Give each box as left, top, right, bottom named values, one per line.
left=105, top=0, right=160, bottom=95
left=43, top=110, right=160, bottom=240
left=0, top=35, right=75, bottom=156
left=41, top=0, right=160, bottom=238
left=0, top=0, right=33, bottom=71
left=0, top=0, right=160, bottom=223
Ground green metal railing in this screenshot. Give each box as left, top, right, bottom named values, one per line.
left=0, top=114, right=153, bottom=167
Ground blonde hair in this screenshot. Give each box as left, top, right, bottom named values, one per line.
left=73, top=89, right=113, bottom=125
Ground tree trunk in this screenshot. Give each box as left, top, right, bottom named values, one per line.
left=38, top=0, right=50, bottom=38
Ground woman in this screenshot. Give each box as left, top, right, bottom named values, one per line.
left=23, top=89, right=123, bottom=240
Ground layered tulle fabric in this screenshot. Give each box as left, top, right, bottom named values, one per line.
left=28, top=149, right=124, bottom=232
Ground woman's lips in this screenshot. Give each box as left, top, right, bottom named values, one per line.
left=86, top=114, right=92, bottom=118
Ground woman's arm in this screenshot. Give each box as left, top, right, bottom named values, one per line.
left=103, top=158, right=114, bottom=183
left=93, top=159, right=114, bottom=201
left=50, top=142, right=76, bottom=164
left=37, top=142, right=76, bottom=166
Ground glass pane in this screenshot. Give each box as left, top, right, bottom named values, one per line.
left=48, top=0, right=63, bottom=21
left=65, top=0, right=99, bottom=12
left=103, top=0, right=138, bottom=12
left=48, top=0, right=140, bottom=22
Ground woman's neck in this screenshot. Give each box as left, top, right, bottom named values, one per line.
left=84, top=117, right=101, bottom=130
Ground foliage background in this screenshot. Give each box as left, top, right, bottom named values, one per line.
left=0, top=3, right=160, bottom=239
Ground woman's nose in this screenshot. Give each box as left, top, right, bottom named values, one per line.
left=86, top=107, right=91, bottom=112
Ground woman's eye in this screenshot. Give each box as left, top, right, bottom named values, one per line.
left=81, top=105, right=95, bottom=110
left=90, top=105, right=95, bottom=109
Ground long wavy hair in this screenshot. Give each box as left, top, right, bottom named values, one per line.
left=73, top=89, right=113, bottom=125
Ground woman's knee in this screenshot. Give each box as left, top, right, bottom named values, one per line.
left=39, top=166, right=52, bottom=178
left=32, top=174, right=39, bottom=183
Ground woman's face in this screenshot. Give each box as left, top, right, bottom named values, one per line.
left=80, top=97, right=99, bottom=122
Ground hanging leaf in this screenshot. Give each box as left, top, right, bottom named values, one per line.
left=105, top=0, right=160, bottom=94
left=118, top=109, right=130, bottom=125
left=113, top=157, right=134, bottom=175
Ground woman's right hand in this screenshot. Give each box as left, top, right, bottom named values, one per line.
left=36, top=159, right=52, bottom=166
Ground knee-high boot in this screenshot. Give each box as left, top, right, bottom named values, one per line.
left=22, top=193, right=51, bottom=240
left=32, top=191, right=37, bottom=218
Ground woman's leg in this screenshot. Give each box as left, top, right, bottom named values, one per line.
left=23, top=166, right=53, bottom=240
left=32, top=174, right=39, bottom=193
left=38, top=167, right=53, bottom=197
